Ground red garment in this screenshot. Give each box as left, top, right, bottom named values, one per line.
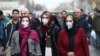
left=19, top=17, right=40, bottom=56
left=41, top=19, right=51, bottom=34
left=57, top=28, right=90, bottom=56
left=19, top=17, right=31, bottom=56
left=41, top=24, right=49, bottom=34
left=19, top=29, right=40, bottom=56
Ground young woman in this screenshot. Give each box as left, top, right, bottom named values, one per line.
left=39, top=11, right=60, bottom=56
left=10, top=16, right=41, bottom=56
left=57, top=15, right=90, bottom=56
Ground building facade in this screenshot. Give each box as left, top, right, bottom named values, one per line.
left=95, top=0, right=100, bottom=10
left=72, top=0, right=94, bottom=14
left=0, top=0, right=34, bottom=12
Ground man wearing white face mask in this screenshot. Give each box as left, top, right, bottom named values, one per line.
left=58, top=15, right=90, bottom=56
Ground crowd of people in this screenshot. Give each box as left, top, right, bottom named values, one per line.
left=0, top=7, right=100, bottom=56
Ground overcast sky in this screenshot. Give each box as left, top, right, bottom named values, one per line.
left=34, top=0, right=72, bottom=10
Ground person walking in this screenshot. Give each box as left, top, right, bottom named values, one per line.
left=57, top=15, right=90, bottom=56
left=10, top=16, right=41, bottom=56
left=92, top=9, right=100, bottom=48
left=39, top=11, right=60, bottom=56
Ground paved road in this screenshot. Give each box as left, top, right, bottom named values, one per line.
left=89, top=45, right=100, bottom=56
left=45, top=45, right=100, bottom=56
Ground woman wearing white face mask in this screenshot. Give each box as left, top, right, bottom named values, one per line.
left=10, top=16, right=41, bottom=56
left=42, top=17, right=49, bottom=25
left=57, top=15, right=90, bottom=56
left=39, top=11, right=60, bottom=56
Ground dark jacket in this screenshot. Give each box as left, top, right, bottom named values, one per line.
left=57, top=28, right=90, bottom=56
left=38, top=19, right=60, bottom=56
left=31, top=18, right=41, bottom=30
left=31, top=18, right=41, bottom=40
left=76, top=16, right=90, bottom=36
left=5, top=20, right=18, bottom=46
left=82, top=14, right=92, bottom=28
left=0, top=19, right=6, bottom=46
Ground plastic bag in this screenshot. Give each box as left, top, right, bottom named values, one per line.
left=91, top=30, right=96, bottom=40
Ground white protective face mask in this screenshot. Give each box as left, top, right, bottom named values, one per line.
left=66, top=22, right=73, bottom=30
left=42, top=18, right=49, bottom=25
left=21, top=21, right=29, bottom=28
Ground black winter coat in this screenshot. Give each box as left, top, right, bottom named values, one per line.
left=39, top=24, right=60, bottom=56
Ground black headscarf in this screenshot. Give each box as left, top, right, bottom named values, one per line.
left=63, top=15, right=78, bottom=51
left=63, top=16, right=78, bottom=36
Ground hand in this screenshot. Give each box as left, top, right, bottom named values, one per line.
left=68, top=52, right=75, bottom=56
left=0, top=46, right=4, bottom=50
left=0, top=46, right=4, bottom=54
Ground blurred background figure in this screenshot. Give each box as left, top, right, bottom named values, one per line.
left=0, top=10, right=9, bottom=55
left=92, top=9, right=100, bottom=48
left=73, top=8, right=90, bottom=39
left=88, top=12, right=95, bottom=20
left=61, top=11, right=68, bottom=19
left=80, top=9, right=93, bottom=41
left=56, top=13, right=64, bottom=29
left=20, top=8, right=30, bottom=17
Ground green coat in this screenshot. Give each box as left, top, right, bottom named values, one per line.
left=92, top=13, right=100, bottom=31
left=3, top=16, right=10, bottom=26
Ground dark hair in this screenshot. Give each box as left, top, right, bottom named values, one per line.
left=80, top=8, right=84, bottom=12
left=41, top=11, right=52, bottom=19
left=0, top=10, right=3, bottom=16
left=64, top=15, right=75, bottom=22
left=61, top=11, right=67, bottom=14
left=19, top=16, right=31, bottom=28
left=64, top=15, right=76, bottom=27
left=12, top=9, right=19, bottom=13
left=63, top=15, right=78, bottom=36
